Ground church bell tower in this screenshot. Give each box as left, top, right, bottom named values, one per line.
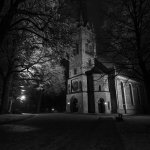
left=66, top=2, right=96, bottom=113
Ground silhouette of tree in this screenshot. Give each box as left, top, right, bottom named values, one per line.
left=98, top=0, right=150, bottom=113
left=0, top=0, right=76, bottom=113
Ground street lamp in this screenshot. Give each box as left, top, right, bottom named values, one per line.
left=19, top=95, right=26, bottom=111
left=20, top=95, right=26, bottom=101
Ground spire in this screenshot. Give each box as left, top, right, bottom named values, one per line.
left=76, top=0, right=88, bottom=27
left=79, top=10, right=84, bottom=26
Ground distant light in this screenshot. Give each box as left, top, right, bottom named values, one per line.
left=21, top=95, right=26, bottom=101
left=52, top=108, right=54, bottom=111
left=104, top=102, right=107, bottom=105
left=21, top=89, right=25, bottom=92
left=68, top=102, right=70, bottom=105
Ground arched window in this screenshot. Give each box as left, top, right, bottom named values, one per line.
left=121, top=82, right=125, bottom=105
left=74, top=68, right=77, bottom=75
left=129, top=84, right=134, bottom=105
left=73, top=43, right=79, bottom=55
left=121, top=82, right=126, bottom=113
left=137, top=86, right=141, bottom=105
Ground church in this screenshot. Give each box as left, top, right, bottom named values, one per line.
left=66, top=6, right=147, bottom=114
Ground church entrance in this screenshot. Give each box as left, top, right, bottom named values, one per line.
left=70, top=98, right=78, bottom=113
left=98, top=98, right=105, bottom=113
left=73, top=98, right=78, bottom=112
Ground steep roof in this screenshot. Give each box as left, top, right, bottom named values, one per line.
left=88, top=57, right=143, bottom=82
left=86, top=58, right=114, bottom=75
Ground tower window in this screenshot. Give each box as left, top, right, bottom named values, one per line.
left=89, top=45, right=92, bottom=52
left=73, top=43, right=79, bottom=55
left=74, top=68, right=77, bottom=75
left=76, top=44, right=79, bottom=54
left=85, top=43, right=88, bottom=52
left=85, top=43, right=93, bottom=54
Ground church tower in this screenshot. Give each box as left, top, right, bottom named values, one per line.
left=66, top=2, right=96, bottom=113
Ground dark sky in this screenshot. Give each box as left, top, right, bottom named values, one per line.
left=86, top=0, right=107, bottom=34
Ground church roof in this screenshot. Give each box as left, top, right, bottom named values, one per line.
left=91, top=58, right=143, bottom=82
left=96, top=56, right=114, bottom=68
left=86, top=58, right=114, bottom=75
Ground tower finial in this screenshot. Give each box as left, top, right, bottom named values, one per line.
left=79, top=10, right=84, bottom=26
left=76, top=0, right=88, bottom=28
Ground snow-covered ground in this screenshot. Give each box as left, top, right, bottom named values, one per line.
left=0, top=113, right=36, bottom=125
left=114, top=115, right=150, bottom=150
left=0, top=113, right=150, bottom=150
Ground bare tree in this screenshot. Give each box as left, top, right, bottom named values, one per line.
left=0, top=0, right=76, bottom=113
left=97, top=0, right=150, bottom=113
left=0, top=0, right=75, bottom=47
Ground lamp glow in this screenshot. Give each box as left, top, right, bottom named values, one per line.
left=20, top=95, right=26, bottom=101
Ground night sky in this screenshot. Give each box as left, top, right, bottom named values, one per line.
left=86, top=0, right=107, bottom=34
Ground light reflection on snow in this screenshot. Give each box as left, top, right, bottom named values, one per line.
left=1, top=124, right=39, bottom=132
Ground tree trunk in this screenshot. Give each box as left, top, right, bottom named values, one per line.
left=0, top=74, right=13, bottom=114
left=36, top=89, right=43, bottom=113
left=137, top=54, right=150, bottom=114
left=8, top=99, right=13, bottom=112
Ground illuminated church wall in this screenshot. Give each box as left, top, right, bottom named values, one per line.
left=115, top=76, right=146, bottom=114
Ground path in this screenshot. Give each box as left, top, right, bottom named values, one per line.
left=0, top=113, right=124, bottom=150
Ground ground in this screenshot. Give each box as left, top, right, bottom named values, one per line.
left=0, top=113, right=150, bottom=150
left=115, top=115, right=150, bottom=150
left=0, top=113, right=35, bottom=125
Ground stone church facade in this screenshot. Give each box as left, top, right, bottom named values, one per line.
left=66, top=19, right=147, bottom=114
